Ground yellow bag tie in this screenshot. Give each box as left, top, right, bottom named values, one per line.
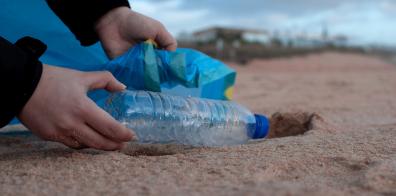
left=144, top=39, right=158, bottom=48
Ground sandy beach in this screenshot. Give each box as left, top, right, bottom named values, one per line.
left=1, top=52, right=396, bottom=196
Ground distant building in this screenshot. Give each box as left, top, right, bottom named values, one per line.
left=176, top=31, right=194, bottom=43
left=193, top=27, right=270, bottom=44
left=192, top=27, right=348, bottom=48
left=242, top=30, right=271, bottom=44
left=275, top=33, right=349, bottom=48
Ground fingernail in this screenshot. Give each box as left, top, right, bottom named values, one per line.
left=131, top=135, right=136, bottom=141
left=121, top=143, right=127, bottom=150
left=122, top=84, right=127, bottom=89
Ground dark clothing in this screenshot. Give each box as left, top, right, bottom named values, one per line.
left=0, top=37, right=43, bottom=127
left=46, top=0, right=130, bottom=46
left=0, top=0, right=130, bottom=128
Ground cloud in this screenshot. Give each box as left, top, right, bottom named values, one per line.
left=176, top=0, right=375, bottom=17
left=130, top=0, right=396, bottom=46
left=266, top=14, right=289, bottom=24
left=379, top=0, right=396, bottom=14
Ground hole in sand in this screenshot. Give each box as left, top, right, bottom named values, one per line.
left=126, top=146, right=175, bottom=156
left=265, top=112, right=339, bottom=139
left=122, top=143, right=194, bottom=157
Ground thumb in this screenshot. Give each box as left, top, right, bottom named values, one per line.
left=156, top=24, right=178, bottom=52
left=85, top=70, right=126, bottom=92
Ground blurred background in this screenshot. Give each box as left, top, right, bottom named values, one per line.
left=129, top=0, right=396, bottom=64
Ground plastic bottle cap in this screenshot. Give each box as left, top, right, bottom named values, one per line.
left=252, top=114, right=269, bottom=139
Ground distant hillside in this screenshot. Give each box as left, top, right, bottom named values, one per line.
left=178, top=42, right=366, bottom=64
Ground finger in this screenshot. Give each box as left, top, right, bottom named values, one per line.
left=156, top=24, right=178, bottom=52
left=164, top=42, right=177, bottom=52
left=85, top=100, right=136, bottom=142
left=84, top=70, right=126, bottom=92
left=72, top=124, right=127, bottom=151
left=55, top=135, right=88, bottom=150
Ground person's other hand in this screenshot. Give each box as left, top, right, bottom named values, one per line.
left=94, top=6, right=177, bottom=60
left=17, top=64, right=136, bottom=150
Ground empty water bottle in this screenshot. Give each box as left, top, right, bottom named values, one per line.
left=104, top=90, right=269, bottom=146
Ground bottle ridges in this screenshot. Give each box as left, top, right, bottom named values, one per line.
left=105, top=90, right=255, bottom=146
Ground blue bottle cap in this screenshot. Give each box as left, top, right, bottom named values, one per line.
left=252, top=114, right=269, bottom=139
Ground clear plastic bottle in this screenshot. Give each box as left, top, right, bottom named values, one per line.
left=104, top=90, right=269, bottom=146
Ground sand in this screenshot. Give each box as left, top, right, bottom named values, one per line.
left=1, top=52, right=396, bottom=196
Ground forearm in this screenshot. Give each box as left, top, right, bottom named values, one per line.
left=0, top=36, right=44, bottom=128
left=45, top=0, right=130, bottom=46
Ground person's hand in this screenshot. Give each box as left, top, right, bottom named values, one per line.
left=94, top=6, right=178, bottom=60
left=17, top=64, right=136, bottom=150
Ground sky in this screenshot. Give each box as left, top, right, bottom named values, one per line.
left=128, top=0, right=396, bottom=47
